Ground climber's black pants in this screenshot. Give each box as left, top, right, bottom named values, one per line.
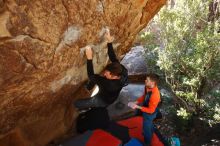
left=74, top=96, right=108, bottom=110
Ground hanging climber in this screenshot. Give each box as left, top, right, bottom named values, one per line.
left=74, top=30, right=128, bottom=110
left=128, top=73, right=161, bottom=146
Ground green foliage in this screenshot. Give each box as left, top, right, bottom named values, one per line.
left=141, top=0, right=220, bottom=125
left=200, top=89, right=220, bottom=126
left=174, top=108, right=193, bottom=133
left=177, top=107, right=192, bottom=120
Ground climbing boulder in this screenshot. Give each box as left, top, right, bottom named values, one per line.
left=0, top=0, right=167, bottom=145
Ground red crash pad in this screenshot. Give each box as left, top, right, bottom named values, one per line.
left=86, top=129, right=121, bottom=146
left=117, top=116, right=164, bottom=146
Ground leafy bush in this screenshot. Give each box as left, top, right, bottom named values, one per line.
left=140, top=0, right=220, bottom=125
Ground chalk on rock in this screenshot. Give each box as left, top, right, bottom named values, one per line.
left=99, top=26, right=114, bottom=42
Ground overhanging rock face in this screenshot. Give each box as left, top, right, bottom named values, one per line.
left=0, top=0, right=166, bottom=145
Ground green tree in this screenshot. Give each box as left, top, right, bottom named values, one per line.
left=142, top=0, right=220, bottom=125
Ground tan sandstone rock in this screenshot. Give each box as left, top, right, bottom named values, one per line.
left=0, top=0, right=166, bottom=145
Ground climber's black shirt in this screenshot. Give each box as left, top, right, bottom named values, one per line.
left=87, top=43, right=124, bottom=104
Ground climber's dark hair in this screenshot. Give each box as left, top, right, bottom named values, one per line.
left=105, top=62, right=122, bottom=76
